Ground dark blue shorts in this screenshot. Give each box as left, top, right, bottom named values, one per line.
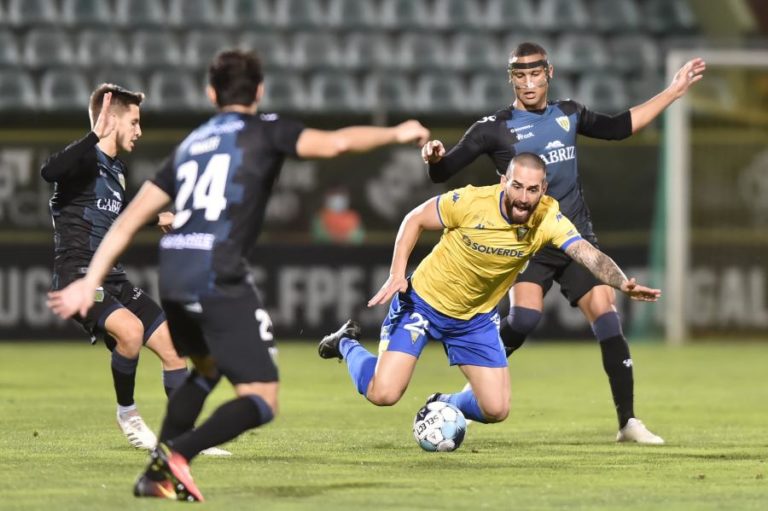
left=380, top=286, right=507, bottom=368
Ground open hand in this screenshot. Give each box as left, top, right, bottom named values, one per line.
left=620, top=278, right=662, bottom=302
left=92, top=92, right=117, bottom=140
left=669, top=58, right=706, bottom=99
left=368, top=275, right=408, bottom=307
left=47, top=279, right=97, bottom=319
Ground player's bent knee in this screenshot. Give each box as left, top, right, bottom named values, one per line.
left=110, top=317, right=145, bottom=355
left=479, top=402, right=510, bottom=423
left=366, top=385, right=405, bottom=407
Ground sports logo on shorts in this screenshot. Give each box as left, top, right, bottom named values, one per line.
left=93, top=287, right=104, bottom=302
left=555, top=116, right=570, bottom=132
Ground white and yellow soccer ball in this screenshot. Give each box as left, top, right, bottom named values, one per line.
left=413, top=401, right=467, bottom=452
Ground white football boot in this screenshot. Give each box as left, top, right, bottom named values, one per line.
left=616, top=418, right=665, bottom=445
left=117, top=410, right=158, bottom=450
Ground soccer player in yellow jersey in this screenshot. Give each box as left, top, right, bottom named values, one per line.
left=318, top=153, right=660, bottom=424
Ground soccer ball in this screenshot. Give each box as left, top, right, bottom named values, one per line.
left=413, top=401, right=467, bottom=452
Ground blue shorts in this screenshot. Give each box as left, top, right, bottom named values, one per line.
left=380, top=285, right=507, bottom=368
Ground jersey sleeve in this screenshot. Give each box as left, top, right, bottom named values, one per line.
left=266, top=115, right=305, bottom=157
left=40, top=131, right=99, bottom=182
left=544, top=206, right=583, bottom=251
left=428, top=118, right=496, bottom=183
left=150, top=151, right=177, bottom=197
left=571, top=100, right=632, bottom=140
left=435, top=186, right=473, bottom=228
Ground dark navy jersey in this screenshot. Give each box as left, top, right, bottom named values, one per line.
left=428, top=100, right=632, bottom=240
left=152, top=112, right=305, bottom=302
left=41, top=132, right=128, bottom=280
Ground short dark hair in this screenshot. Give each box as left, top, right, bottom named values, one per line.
left=208, top=49, right=264, bottom=108
left=89, top=83, right=144, bottom=125
left=511, top=42, right=548, bottom=60
left=506, top=152, right=547, bottom=175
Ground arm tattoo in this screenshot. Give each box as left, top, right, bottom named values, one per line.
left=565, top=240, right=627, bottom=289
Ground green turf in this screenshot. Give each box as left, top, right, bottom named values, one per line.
left=0, top=341, right=765, bottom=510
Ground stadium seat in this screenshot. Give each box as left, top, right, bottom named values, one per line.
left=184, top=31, right=233, bottom=69
left=61, top=0, right=113, bottom=26
left=395, top=33, right=449, bottom=72
left=575, top=74, right=628, bottom=113
left=239, top=32, right=291, bottom=70
left=608, top=34, right=660, bottom=75
left=361, top=73, right=414, bottom=113
left=130, top=31, right=182, bottom=69
left=643, top=0, right=697, bottom=34
left=379, top=0, right=431, bottom=30
left=7, top=0, right=58, bottom=26
left=501, top=34, right=554, bottom=63
left=91, top=70, right=145, bottom=96
left=467, top=73, right=513, bottom=113
left=0, top=30, right=21, bottom=67
left=326, top=0, right=379, bottom=29
left=273, top=0, right=327, bottom=29
left=40, top=70, right=90, bottom=110
left=0, top=70, right=36, bottom=110
left=537, top=0, right=589, bottom=31
left=547, top=74, right=575, bottom=101
left=290, top=32, right=343, bottom=71
left=450, top=34, right=502, bottom=72
left=221, top=0, right=274, bottom=28
left=76, top=30, right=130, bottom=67
left=261, top=72, right=307, bottom=111
left=168, top=0, right=221, bottom=27
left=146, top=71, right=201, bottom=111
left=432, top=0, right=486, bottom=30
left=413, top=73, right=467, bottom=113
left=307, top=72, right=361, bottom=112
left=553, top=34, right=609, bottom=73
left=23, top=29, right=76, bottom=69
left=485, top=0, right=538, bottom=31
left=115, top=0, right=167, bottom=27
left=589, top=0, right=641, bottom=32
left=342, top=32, right=397, bottom=71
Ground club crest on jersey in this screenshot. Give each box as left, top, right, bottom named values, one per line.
left=516, top=227, right=529, bottom=241
left=555, top=116, right=570, bottom=132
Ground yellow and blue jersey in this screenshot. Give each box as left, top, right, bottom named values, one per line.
left=411, top=183, right=582, bottom=319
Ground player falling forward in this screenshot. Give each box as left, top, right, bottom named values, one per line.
left=48, top=49, right=429, bottom=501
left=421, top=42, right=705, bottom=444
left=319, top=154, right=660, bottom=435
left=40, top=85, right=193, bottom=452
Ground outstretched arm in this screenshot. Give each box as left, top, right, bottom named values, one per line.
left=564, top=240, right=661, bottom=302
left=368, top=197, right=443, bottom=306
left=47, top=181, right=171, bottom=319
left=630, top=57, right=706, bottom=133
left=295, top=120, right=429, bottom=159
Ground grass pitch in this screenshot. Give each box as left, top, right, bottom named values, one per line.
left=0, top=341, right=765, bottom=510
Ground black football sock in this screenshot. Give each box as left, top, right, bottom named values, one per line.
left=158, top=371, right=220, bottom=443
left=169, top=395, right=274, bottom=462
left=599, top=335, right=635, bottom=428
left=111, top=350, right=139, bottom=407
left=162, top=367, right=188, bottom=397
left=499, top=306, right=542, bottom=356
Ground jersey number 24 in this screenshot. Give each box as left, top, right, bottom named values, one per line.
left=172, top=153, right=231, bottom=229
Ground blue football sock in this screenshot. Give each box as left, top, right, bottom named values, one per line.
left=339, top=337, right=376, bottom=396
left=439, top=389, right=486, bottom=423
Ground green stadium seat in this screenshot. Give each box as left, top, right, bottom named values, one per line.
left=0, top=29, right=21, bottom=67
left=261, top=72, right=307, bottom=111
left=342, top=32, right=396, bottom=71
left=380, top=0, right=431, bottom=30
left=450, top=34, right=502, bottom=72
left=547, top=73, right=574, bottom=101
left=61, top=0, right=113, bottom=26
left=0, top=70, right=35, bottom=110
left=643, top=0, right=697, bottom=34
left=327, top=0, right=379, bottom=29
left=115, top=0, right=167, bottom=27
left=130, top=31, right=182, bottom=69
left=553, top=34, right=609, bottom=72
left=467, top=72, right=514, bottom=113
left=76, top=29, right=130, bottom=67
left=433, top=0, right=486, bottom=30
left=92, top=69, right=145, bottom=96
left=146, top=70, right=201, bottom=111
left=413, top=73, right=466, bottom=113
left=168, top=0, right=221, bottom=27
left=396, top=33, right=449, bottom=71
left=239, top=31, right=291, bottom=70
left=7, top=0, right=58, bottom=26
left=23, top=29, right=76, bottom=69
left=608, top=34, right=660, bottom=75
left=273, top=0, right=327, bottom=29
left=221, top=0, right=274, bottom=28
left=291, top=32, right=343, bottom=71
left=361, top=73, right=414, bottom=113
left=589, top=0, right=641, bottom=32
left=537, top=0, right=589, bottom=31
left=575, top=73, right=628, bottom=113
left=184, top=31, right=233, bottom=69
left=40, top=70, right=90, bottom=110
left=485, top=0, right=538, bottom=31
left=307, top=72, right=361, bottom=112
